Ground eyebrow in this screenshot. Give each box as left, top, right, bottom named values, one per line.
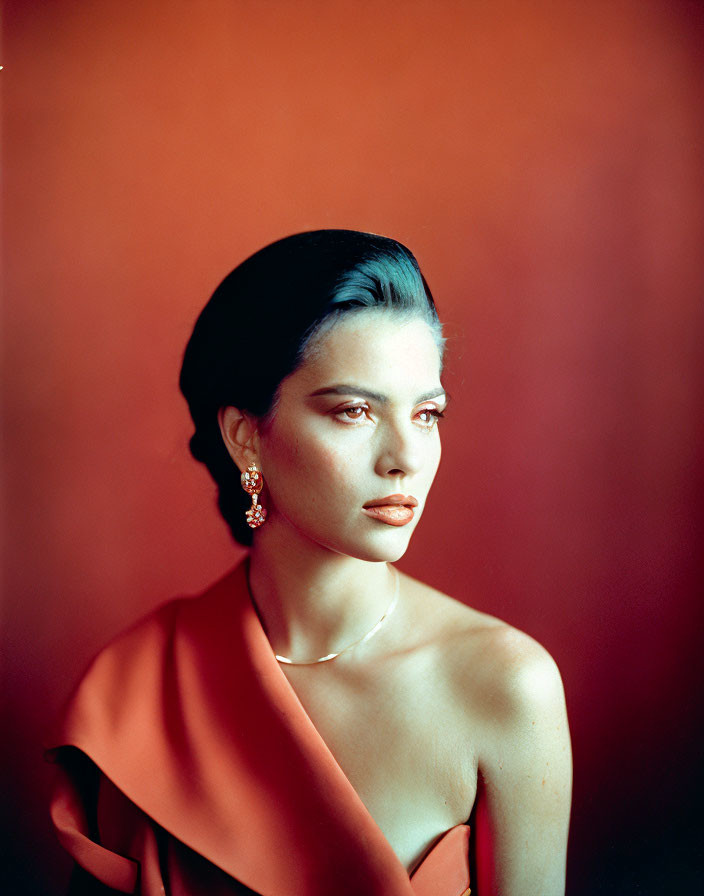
left=309, top=384, right=447, bottom=404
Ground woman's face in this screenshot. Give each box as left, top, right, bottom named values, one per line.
left=255, top=312, right=447, bottom=562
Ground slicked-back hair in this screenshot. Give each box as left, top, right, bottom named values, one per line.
left=179, top=229, right=444, bottom=546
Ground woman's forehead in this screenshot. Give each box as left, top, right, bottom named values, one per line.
left=291, top=315, right=443, bottom=397
left=314, top=313, right=437, bottom=358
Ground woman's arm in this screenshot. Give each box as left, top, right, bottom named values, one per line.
left=472, top=631, right=573, bottom=895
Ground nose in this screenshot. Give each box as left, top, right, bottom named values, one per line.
left=373, top=418, right=425, bottom=480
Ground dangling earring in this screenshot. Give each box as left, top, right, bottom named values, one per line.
left=241, top=462, right=267, bottom=529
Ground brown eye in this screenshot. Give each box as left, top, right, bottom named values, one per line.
left=417, top=408, right=445, bottom=427
left=333, top=405, right=368, bottom=423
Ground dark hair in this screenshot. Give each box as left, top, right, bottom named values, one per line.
left=179, top=229, right=444, bottom=546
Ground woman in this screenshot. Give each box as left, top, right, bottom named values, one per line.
left=47, top=230, right=572, bottom=895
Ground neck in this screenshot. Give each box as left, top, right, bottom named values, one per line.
left=246, top=517, right=397, bottom=662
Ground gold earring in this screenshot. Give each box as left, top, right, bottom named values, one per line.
left=241, top=463, right=267, bottom=529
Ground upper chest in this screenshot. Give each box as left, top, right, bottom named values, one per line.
left=281, top=632, right=479, bottom=874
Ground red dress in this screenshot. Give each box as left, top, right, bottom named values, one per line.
left=47, top=557, right=472, bottom=895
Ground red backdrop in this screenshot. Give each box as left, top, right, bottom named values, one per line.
left=3, top=1, right=703, bottom=893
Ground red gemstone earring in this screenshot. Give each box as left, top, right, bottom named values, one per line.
left=241, top=463, right=267, bottom=529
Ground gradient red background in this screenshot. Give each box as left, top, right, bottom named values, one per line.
left=3, top=1, right=703, bottom=893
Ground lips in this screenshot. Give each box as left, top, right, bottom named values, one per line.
left=363, top=494, right=418, bottom=508
left=362, top=494, right=418, bottom=527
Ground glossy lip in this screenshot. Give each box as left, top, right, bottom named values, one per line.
left=363, top=493, right=419, bottom=508
left=362, top=505, right=415, bottom=527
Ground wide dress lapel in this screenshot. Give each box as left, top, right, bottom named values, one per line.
left=53, top=557, right=429, bottom=896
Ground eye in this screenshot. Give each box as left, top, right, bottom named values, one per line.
left=332, top=404, right=446, bottom=427
left=416, top=407, right=445, bottom=428
left=333, top=404, right=370, bottom=424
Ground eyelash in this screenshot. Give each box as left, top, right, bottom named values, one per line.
left=333, top=405, right=446, bottom=428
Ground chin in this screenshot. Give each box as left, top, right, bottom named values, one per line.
left=326, top=528, right=416, bottom=564
left=333, top=545, right=409, bottom=564
left=281, top=511, right=418, bottom=562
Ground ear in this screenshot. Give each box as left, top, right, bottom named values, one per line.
left=217, top=406, right=261, bottom=474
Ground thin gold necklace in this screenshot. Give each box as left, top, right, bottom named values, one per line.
left=274, top=566, right=400, bottom=665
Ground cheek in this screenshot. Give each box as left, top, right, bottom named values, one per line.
left=414, top=432, right=442, bottom=494
left=261, top=423, right=361, bottom=515
left=431, top=437, right=442, bottom=475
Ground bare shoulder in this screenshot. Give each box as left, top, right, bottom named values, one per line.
left=400, top=573, right=567, bottom=728
left=399, top=574, right=572, bottom=890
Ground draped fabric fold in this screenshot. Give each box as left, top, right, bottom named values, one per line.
left=46, top=556, right=471, bottom=896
